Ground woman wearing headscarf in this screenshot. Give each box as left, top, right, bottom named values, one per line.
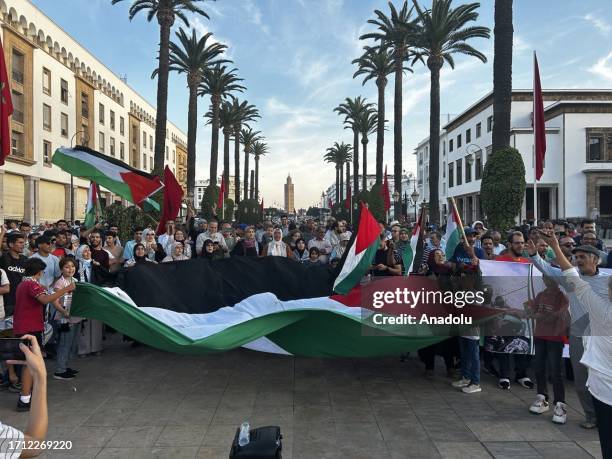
left=285, top=229, right=302, bottom=251
left=163, top=228, right=192, bottom=259
left=291, top=238, right=309, bottom=263
left=231, top=226, right=260, bottom=257
left=162, top=241, right=190, bottom=262
left=262, top=228, right=292, bottom=258
left=74, top=245, right=104, bottom=357
left=201, top=239, right=224, bottom=261
left=124, top=243, right=157, bottom=267
left=141, top=228, right=165, bottom=263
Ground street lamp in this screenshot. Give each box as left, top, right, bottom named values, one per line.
left=69, top=131, right=90, bottom=223
left=411, top=188, right=420, bottom=222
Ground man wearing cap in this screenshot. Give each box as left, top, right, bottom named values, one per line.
left=580, top=232, right=607, bottom=266
left=528, top=240, right=610, bottom=429
left=450, top=228, right=485, bottom=271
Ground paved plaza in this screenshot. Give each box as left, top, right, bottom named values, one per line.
left=0, top=334, right=602, bottom=459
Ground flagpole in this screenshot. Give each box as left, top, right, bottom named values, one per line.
left=533, top=51, right=538, bottom=227
left=449, top=197, right=468, bottom=246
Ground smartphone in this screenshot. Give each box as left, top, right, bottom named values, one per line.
left=0, top=338, right=27, bottom=361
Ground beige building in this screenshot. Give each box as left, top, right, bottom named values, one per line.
left=0, top=0, right=187, bottom=224
left=284, top=174, right=294, bottom=214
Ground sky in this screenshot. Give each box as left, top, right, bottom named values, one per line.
left=32, top=0, right=612, bottom=209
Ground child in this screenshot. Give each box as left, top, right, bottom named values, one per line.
left=304, top=247, right=322, bottom=266
left=13, top=258, right=75, bottom=411
left=51, top=258, right=82, bottom=380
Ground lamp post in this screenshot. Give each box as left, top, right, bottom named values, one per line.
left=392, top=190, right=400, bottom=221
left=411, top=187, right=420, bottom=222
left=68, top=131, right=90, bottom=223
left=403, top=191, right=408, bottom=222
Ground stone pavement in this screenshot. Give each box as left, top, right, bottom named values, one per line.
left=0, top=334, right=602, bottom=459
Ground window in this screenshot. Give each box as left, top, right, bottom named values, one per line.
left=443, top=161, right=446, bottom=178
left=42, top=68, right=51, bottom=95
left=81, top=93, right=89, bottom=118
left=11, top=131, right=24, bottom=157
left=456, top=158, right=462, bottom=186
left=143, top=132, right=147, bottom=148
left=149, top=156, right=153, bottom=170
left=142, top=154, right=147, bottom=169
left=110, top=137, right=115, bottom=157
left=61, top=112, right=68, bottom=137
left=61, top=79, right=68, bottom=104
left=165, top=146, right=169, bottom=160
left=149, top=135, right=153, bottom=151
left=119, top=116, right=125, bottom=135
left=110, top=110, right=115, bottom=131
left=11, top=49, right=24, bottom=84
left=448, top=162, right=454, bottom=188
left=418, top=152, right=423, bottom=165
left=487, top=116, right=493, bottom=132
left=465, top=155, right=472, bottom=183
left=99, top=132, right=105, bottom=153
left=43, top=104, right=51, bottom=131
left=457, top=134, right=462, bottom=148
left=120, top=142, right=125, bottom=161
left=43, top=140, right=52, bottom=164
left=425, top=165, right=429, bottom=184
left=466, top=129, right=471, bottom=143
left=11, top=90, right=24, bottom=123
left=476, top=122, right=482, bottom=138
left=449, top=139, right=454, bottom=152
left=475, top=151, right=483, bottom=180
left=99, top=103, right=105, bottom=125
left=443, top=141, right=446, bottom=156
left=588, top=136, right=603, bottom=161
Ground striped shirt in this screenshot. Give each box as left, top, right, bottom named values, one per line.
left=0, top=421, right=24, bottom=458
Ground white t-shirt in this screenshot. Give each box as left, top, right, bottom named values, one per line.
left=0, top=421, right=24, bottom=458
left=0, top=268, right=9, bottom=320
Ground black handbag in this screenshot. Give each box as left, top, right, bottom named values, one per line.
left=229, top=425, right=282, bottom=459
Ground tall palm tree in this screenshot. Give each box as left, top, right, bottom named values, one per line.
left=334, top=97, right=373, bottom=194
left=324, top=149, right=341, bottom=204
left=217, top=99, right=239, bottom=199
left=251, top=141, right=268, bottom=201
left=229, top=98, right=259, bottom=204
left=352, top=45, right=399, bottom=185
left=112, top=0, right=209, bottom=178
left=324, top=142, right=353, bottom=204
left=492, top=0, right=513, bottom=151
left=361, top=1, right=420, bottom=218
left=412, top=0, right=490, bottom=224
left=154, top=28, right=226, bottom=198
left=239, top=127, right=263, bottom=200
left=354, top=109, right=379, bottom=192
left=199, top=65, right=245, bottom=189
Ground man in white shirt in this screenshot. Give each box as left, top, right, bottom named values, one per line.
left=157, top=220, right=175, bottom=250
left=196, top=220, right=228, bottom=256
left=308, top=227, right=333, bottom=264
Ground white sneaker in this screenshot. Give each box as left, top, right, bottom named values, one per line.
left=451, top=377, right=471, bottom=388
left=462, top=383, right=482, bottom=394
left=552, top=402, right=567, bottom=424
left=529, top=394, right=550, bottom=414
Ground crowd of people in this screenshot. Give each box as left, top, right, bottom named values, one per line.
left=0, top=212, right=610, bottom=457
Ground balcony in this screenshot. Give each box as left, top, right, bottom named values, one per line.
left=12, top=109, right=24, bottom=124
left=12, top=70, right=24, bottom=84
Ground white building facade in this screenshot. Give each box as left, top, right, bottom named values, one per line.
left=415, top=90, right=612, bottom=225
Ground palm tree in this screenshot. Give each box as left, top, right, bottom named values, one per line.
left=361, top=1, right=420, bottom=218
left=112, top=0, right=209, bottom=178
left=492, top=0, right=513, bottom=151
left=412, top=0, right=490, bottom=224
left=354, top=109, right=379, bottom=192
left=251, top=141, right=268, bottom=201
left=229, top=98, right=259, bottom=204
left=324, top=142, right=353, bottom=204
left=199, top=65, right=245, bottom=189
left=239, top=127, right=263, bottom=200
left=155, top=28, right=226, bottom=198
left=334, top=97, right=373, bottom=194
left=352, top=45, right=399, bottom=185
left=217, top=99, right=239, bottom=198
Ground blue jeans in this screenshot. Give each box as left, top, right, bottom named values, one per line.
left=55, top=324, right=78, bottom=373
left=460, top=337, right=480, bottom=385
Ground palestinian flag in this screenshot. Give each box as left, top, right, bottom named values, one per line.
left=401, top=218, right=422, bottom=276
left=84, top=182, right=101, bottom=229
left=52, top=146, right=163, bottom=206
left=333, top=203, right=380, bottom=294
left=444, top=204, right=462, bottom=260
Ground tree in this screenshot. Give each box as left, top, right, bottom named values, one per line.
left=492, top=0, right=513, bottom=151
left=112, top=0, right=209, bottom=178
left=352, top=45, right=396, bottom=185
left=229, top=98, right=259, bottom=205
left=156, top=28, right=226, bottom=199
left=354, top=108, right=379, bottom=192
left=361, top=1, right=419, bottom=219
left=199, top=65, right=245, bottom=188
left=481, top=147, right=525, bottom=230
left=334, top=97, right=373, bottom=195
left=251, top=141, right=268, bottom=201
left=324, top=142, right=353, bottom=204
left=217, top=99, right=239, bottom=198
left=412, top=0, right=490, bottom=224
left=239, top=128, right=263, bottom=200
left=235, top=198, right=261, bottom=225
left=199, top=184, right=220, bottom=220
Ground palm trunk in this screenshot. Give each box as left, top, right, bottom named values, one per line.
left=362, top=137, right=368, bottom=192
left=234, top=125, right=241, bottom=204
left=243, top=148, right=249, bottom=200
left=255, top=156, right=260, bottom=201
left=153, top=12, right=173, bottom=178
left=335, top=167, right=340, bottom=204
left=249, top=170, right=255, bottom=199
left=376, top=77, right=386, bottom=185
left=345, top=161, right=350, bottom=199
left=209, top=95, right=221, bottom=188
left=353, top=129, right=360, bottom=194
left=186, top=81, right=198, bottom=198
left=492, top=0, right=513, bottom=152
left=223, top=128, right=230, bottom=199
left=339, top=164, right=344, bottom=202
left=393, top=49, right=404, bottom=220
left=428, top=57, right=442, bottom=225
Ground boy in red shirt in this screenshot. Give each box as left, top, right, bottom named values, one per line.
left=13, top=258, right=75, bottom=411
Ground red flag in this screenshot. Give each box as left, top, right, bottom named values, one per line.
left=217, top=174, right=225, bottom=210
left=0, top=37, right=14, bottom=166
left=381, top=165, right=391, bottom=211
left=156, top=166, right=184, bottom=235
left=533, top=52, right=546, bottom=181
left=344, top=184, right=351, bottom=209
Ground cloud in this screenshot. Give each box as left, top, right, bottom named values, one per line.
left=584, top=13, right=611, bottom=35
left=513, top=35, right=530, bottom=55
left=588, top=51, right=612, bottom=83
left=242, top=0, right=270, bottom=35
left=188, top=16, right=234, bottom=59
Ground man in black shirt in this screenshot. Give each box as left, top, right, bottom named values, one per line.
left=0, top=232, right=28, bottom=317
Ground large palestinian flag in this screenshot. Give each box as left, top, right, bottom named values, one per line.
left=52, top=146, right=163, bottom=206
